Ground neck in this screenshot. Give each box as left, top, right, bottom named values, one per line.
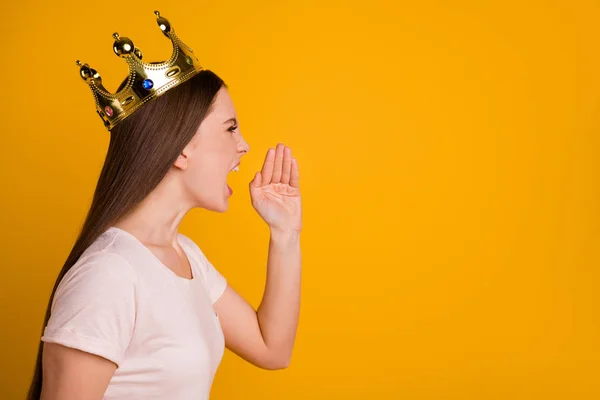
left=113, top=172, right=192, bottom=246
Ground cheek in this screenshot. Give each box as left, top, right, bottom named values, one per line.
left=184, top=154, right=226, bottom=189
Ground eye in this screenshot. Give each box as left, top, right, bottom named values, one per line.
left=227, top=125, right=238, bottom=133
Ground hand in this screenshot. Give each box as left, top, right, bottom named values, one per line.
left=250, top=143, right=302, bottom=233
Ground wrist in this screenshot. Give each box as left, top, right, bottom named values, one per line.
left=269, top=227, right=301, bottom=243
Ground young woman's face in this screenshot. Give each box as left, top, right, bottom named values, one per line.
left=177, top=87, right=250, bottom=212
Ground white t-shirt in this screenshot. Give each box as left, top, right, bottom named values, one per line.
left=41, top=226, right=228, bottom=399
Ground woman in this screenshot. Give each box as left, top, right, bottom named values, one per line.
left=27, top=12, right=302, bottom=400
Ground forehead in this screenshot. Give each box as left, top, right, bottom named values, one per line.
left=206, top=87, right=236, bottom=121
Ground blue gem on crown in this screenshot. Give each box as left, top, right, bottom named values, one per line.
left=142, top=79, right=154, bottom=90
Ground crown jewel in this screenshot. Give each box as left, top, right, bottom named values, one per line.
left=76, top=11, right=203, bottom=130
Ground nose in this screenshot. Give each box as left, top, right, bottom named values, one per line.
left=237, top=133, right=250, bottom=154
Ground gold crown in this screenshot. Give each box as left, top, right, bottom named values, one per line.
left=76, top=11, right=203, bottom=130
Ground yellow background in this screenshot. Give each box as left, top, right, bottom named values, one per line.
left=1, top=0, right=598, bottom=398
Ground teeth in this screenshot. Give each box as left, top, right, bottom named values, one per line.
left=233, top=165, right=240, bottom=172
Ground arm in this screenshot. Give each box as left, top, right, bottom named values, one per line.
left=215, top=143, right=302, bottom=370
left=41, top=343, right=115, bottom=400
left=215, top=229, right=301, bottom=370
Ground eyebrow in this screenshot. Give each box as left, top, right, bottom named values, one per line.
left=223, top=117, right=238, bottom=125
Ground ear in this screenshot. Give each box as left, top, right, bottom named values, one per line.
left=173, top=151, right=188, bottom=170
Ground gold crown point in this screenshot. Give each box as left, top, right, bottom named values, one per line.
left=77, top=60, right=94, bottom=82
left=78, top=62, right=88, bottom=78
left=156, top=17, right=172, bottom=35
left=78, top=62, right=100, bottom=82
left=113, top=35, right=135, bottom=58
left=78, top=11, right=203, bottom=131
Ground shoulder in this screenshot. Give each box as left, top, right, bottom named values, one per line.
left=55, top=234, right=138, bottom=304
left=71, top=228, right=138, bottom=281
left=57, top=252, right=137, bottom=294
left=44, top=232, right=139, bottom=366
left=70, top=251, right=137, bottom=280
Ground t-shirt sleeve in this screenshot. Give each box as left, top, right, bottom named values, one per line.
left=41, top=252, right=137, bottom=367
left=179, top=234, right=227, bottom=303
left=201, top=253, right=228, bottom=303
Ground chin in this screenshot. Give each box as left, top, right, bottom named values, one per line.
left=194, top=186, right=231, bottom=212
left=202, top=198, right=229, bottom=213
left=214, top=202, right=229, bottom=213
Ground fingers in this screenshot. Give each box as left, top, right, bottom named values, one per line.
left=271, top=143, right=285, bottom=183
left=260, top=148, right=275, bottom=184
left=281, top=146, right=293, bottom=185
left=290, top=157, right=300, bottom=188
left=259, top=143, right=298, bottom=187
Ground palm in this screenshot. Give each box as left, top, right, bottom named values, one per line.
left=250, top=144, right=302, bottom=233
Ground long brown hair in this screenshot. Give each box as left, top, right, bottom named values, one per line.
left=27, top=70, right=226, bottom=399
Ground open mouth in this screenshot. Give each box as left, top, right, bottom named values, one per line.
left=226, top=162, right=240, bottom=196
